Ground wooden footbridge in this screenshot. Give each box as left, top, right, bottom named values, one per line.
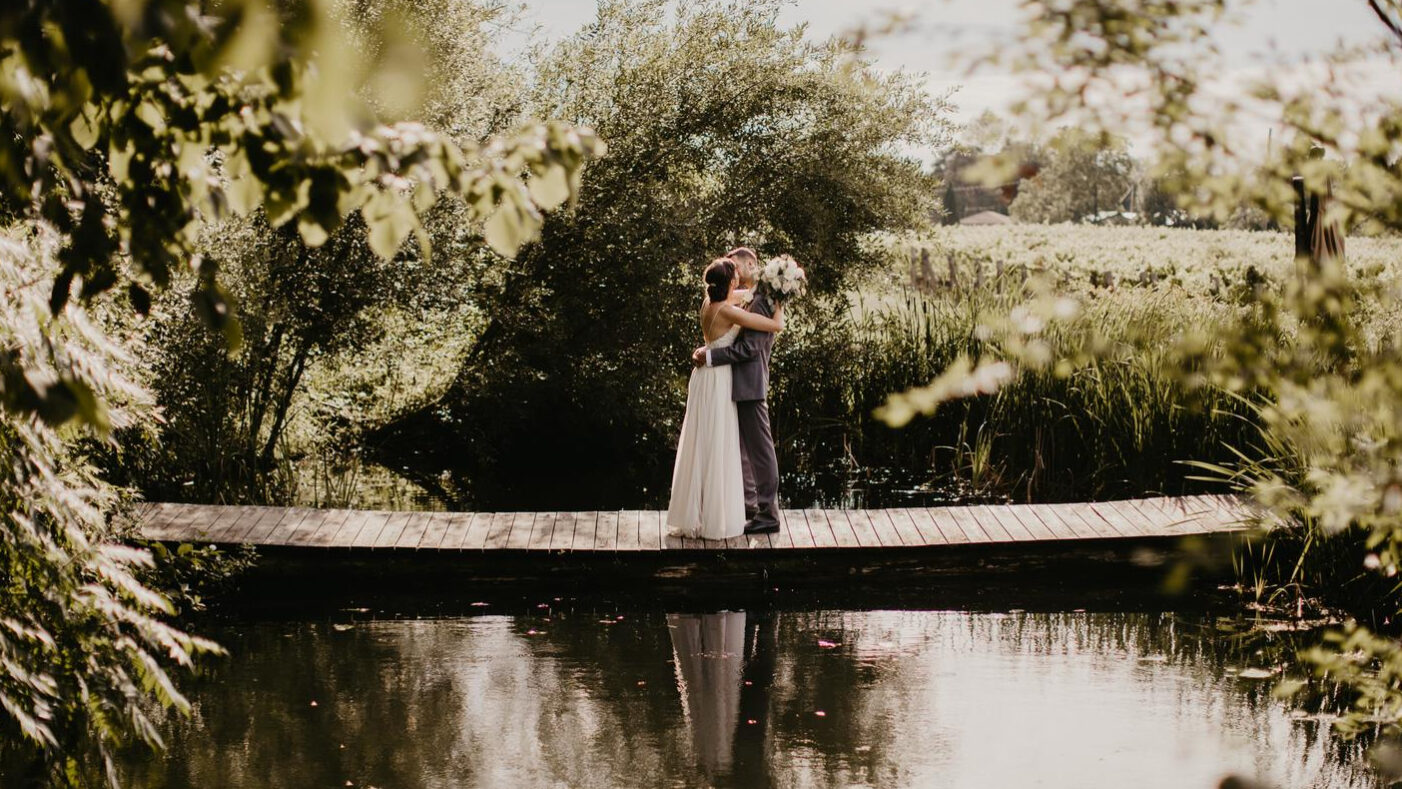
left=135, top=495, right=1254, bottom=589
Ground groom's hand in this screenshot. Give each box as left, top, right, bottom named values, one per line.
left=691, top=347, right=707, bottom=367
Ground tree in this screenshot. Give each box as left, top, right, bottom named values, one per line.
left=1008, top=127, right=1135, bottom=223
left=376, top=0, right=951, bottom=499
left=109, top=0, right=540, bottom=506
left=0, top=0, right=599, bottom=783
left=0, top=0, right=600, bottom=428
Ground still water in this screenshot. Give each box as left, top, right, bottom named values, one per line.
left=128, top=603, right=1372, bottom=789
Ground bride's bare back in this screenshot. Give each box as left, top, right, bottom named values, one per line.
left=701, top=297, right=784, bottom=343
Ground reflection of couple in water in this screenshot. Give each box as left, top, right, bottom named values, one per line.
left=667, top=610, right=776, bottom=783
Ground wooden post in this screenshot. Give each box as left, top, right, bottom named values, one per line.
left=1292, top=175, right=1311, bottom=260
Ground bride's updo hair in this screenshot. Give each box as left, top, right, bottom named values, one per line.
left=704, top=258, right=735, bottom=303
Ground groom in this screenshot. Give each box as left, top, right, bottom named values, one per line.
left=691, top=247, right=781, bottom=535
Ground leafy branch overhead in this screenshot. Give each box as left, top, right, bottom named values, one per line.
left=0, top=0, right=603, bottom=428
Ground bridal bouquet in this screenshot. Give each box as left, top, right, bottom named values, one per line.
left=755, top=254, right=807, bottom=304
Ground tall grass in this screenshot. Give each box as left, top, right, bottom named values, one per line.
left=773, top=243, right=1263, bottom=505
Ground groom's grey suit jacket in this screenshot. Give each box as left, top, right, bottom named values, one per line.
left=710, top=292, right=774, bottom=402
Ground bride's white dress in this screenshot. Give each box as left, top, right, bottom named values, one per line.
left=666, top=324, right=745, bottom=540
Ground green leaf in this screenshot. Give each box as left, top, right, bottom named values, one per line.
left=109, top=143, right=132, bottom=183
left=297, top=214, right=330, bottom=247
left=134, top=100, right=167, bottom=133
left=528, top=164, right=571, bottom=211
left=484, top=205, right=523, bottom=257
left=364, top=192, right=415, bottom=259
left=70, top=106, right=101, bottom=151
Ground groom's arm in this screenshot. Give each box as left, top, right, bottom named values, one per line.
left=704, top=295, right=772, bottom=367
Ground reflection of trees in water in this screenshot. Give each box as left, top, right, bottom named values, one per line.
left=125, top=621, right=470, bottom=788
left=125, top=610, right=1373, bottom=789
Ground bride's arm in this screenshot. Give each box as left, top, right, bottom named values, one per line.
left=720, top=302, right=783, bottom=333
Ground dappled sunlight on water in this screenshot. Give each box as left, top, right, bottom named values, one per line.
left=127, top=610, right=1371, bottom=788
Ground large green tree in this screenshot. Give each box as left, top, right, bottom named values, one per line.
left=379, top=0, right=950, bottom=501
left=0, top=0, right=599, bottom=783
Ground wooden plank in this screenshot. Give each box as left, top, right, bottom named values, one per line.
left=858, top=509, right=902, bottom=547
left=158, top=503, right=203, bottom=540
left=965, top=506, right=1016, bottom=541
left=393, top=511, right=433, bottom=549
left=744, top=531, right=773, bottom=550
left=878, top=509, right=918, bottom=546
left=571, top=512, right=598, bottom=551
left=348, top=511, right=394, bottom=548
left=1198, top=495, right=1250, bottom=529
left=483, top=511, right=515, bottom=550
left=594, top=511, right=619, bottom=551
left=412, top=511, right=452, bottom=549
left=369, top=511, right=409, bottom=548
left=284, top=508, right=331, bottom=546
left=780, top=509, right=812, bottom=548
left=220, top=505, right=273, bottom=543
left=724, top=533, right=748, bottom=550
left=504, top=512, right=536, bottom=550
left=433, top=511, right=473, bottom=550
left=204, top=505, right=258, bottom=543
left=250, top=507, right=308, bottom=545
left=883, top=508, right=928, bottom=545
left=822, top=510, right=862, bottom=548
left=1075, top=501, right=1134, bottom=538
left=307, top=508, right=354, bottom=547
left=923, top=507, right=968, bottom=545
left=1011, top=504, right=1058, bottom=540
left=1103, top=499, right=1158, bottom=538
left=548, top=512, right=575, bottom=551
left=183, top=504, right=234, bottom=541
left=982, top=504, right=1048, bottom=541
left=1049, top=501, right=1116, bottom=539
left=639, top=510, right=663, bottom=551
left=1027, top=503, right=1098, bottom=540
left=906, top=507, right=950, bottom=544
left=616, top=511, right=641, bottom=551
left=526, top=512, right=556, bottom=551
left=945, top=507, right=995, bottom=542
left=1088, top=501, right=1149, bottom=537
left=769, top=511, right=796, bottom=549
left=458, top=512, right=493, bottom=550
left=802, top=509, right=838, bottom=548
left=838, top=510, right=884, bottom=548
left=331, top=510, right=373, bottom=547
left=137, top=503, right=182, bottom=540
left=1116, top=498, right=1188, bottom=535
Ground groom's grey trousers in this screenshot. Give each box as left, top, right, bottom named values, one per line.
left=706, top=293, right=780, bottom=527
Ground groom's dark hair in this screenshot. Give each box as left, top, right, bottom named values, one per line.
left=726, top=247, right=757, bottom=264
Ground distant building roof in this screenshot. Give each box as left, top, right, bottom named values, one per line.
left=959, top=210, right=1013, bottom=226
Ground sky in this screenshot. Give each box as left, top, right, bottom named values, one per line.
left=504, top=0, right=1399, bottom=153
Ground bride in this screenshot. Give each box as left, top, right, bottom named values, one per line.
left=667, top=257, right=784, bottom=540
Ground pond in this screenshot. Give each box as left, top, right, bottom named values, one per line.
left=126, top=595, right=1370, bottom=789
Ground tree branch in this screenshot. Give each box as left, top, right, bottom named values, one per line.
left=1368, top=0, right=1402, bottom=46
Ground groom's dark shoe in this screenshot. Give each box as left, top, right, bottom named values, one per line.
left=743, top=519, right=780, bottom=535
left=745, top=507, right=759, bottom=521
